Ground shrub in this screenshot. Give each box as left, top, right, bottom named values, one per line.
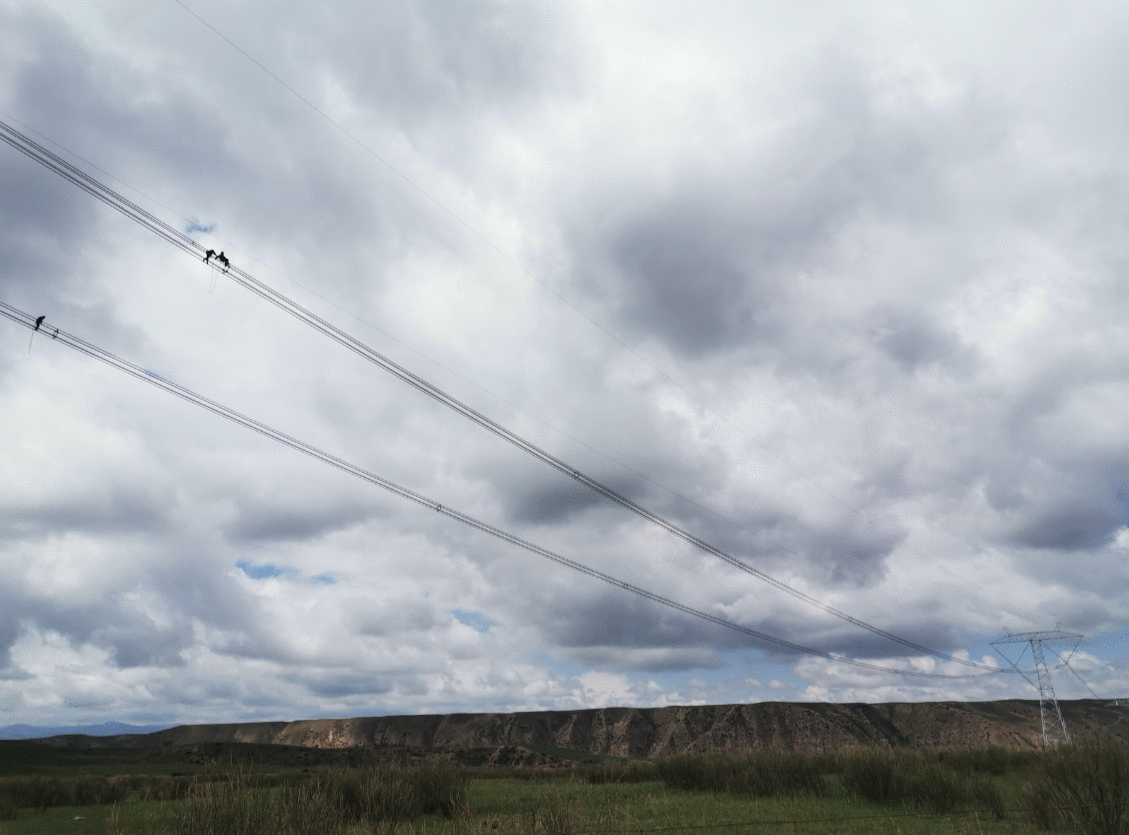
left=172, top=760, right=469, bottom=835
left=972, top=774, right=1007, bottom=820
left=0, top=775, right=130, bottom=811
left=172, top=779, right=284, bottom=835
left=140, top=775, right=196, bottom=801
left=658, top=751, right=827, bottom=797
left=523, top=792, right=575, bottom=835
left=0, top=791, right=16, bottom=821
left=1023, top=780, right=1061, bottom=831
left=579, top=761, right=656, bottom=784
left=838, top=748, right=971, bottom=813
left=1024, top=744, right=1129, bottom=835
left=935, top=746, right=1038, bottom=776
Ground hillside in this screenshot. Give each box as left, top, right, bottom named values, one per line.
left=35, top=700, right=1129, bottom=758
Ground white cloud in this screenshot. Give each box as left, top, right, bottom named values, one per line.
left=1, top=0, right=1127, bottom=725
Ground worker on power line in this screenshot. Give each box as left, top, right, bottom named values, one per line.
left=203, top=249, right=217, bottom=264
left=34, top=315, right=44, bottom=331
left=216, top=251, right=230, bottom=272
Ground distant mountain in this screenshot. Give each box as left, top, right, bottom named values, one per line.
left=28, top=700, right=1129, bottom=756
left=0, top=721, right=172, bottom=740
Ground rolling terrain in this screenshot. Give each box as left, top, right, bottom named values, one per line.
left=29, top=699, right=1129, bottom=760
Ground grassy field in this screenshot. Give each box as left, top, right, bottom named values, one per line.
left=0, top=744, right=1125, bottom=835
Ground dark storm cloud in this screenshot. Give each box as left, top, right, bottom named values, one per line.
left=600, top=195, right=794, bottom=357
left=345, top=599, right=438, bottom=637
left=0, top=14, right=111, bottom=325
left=564, top=646, right=723, bottom=673
left=804, top=522, right=904, bottom=587
left=10, top=23, right=222, bottom=173
left=0, top=6, right=237, bottom=374
left=0, top=4, right=416, bottom=312
left=0, top=589, right=20, bottom=669
left=1, top=487, right=172, bottom=540
left=870, top=309, right=977, bottom=375
left=0, top=151, right=102, bottom=300
left=575, top=55, right=1012, bottom=360
left=1011, top=496, right=1125, bottom=552
left=287, top=670, right=393, bottom=700
left=536, top=582, right=972, bottom=672
left=0, top=547, right=271, bottom=672
left=224, top=501, right=379, bottom=544
left=535, top=588, right=750, bottom=666
left=95, top=623, right=192, bottom=669
left=752, top=611, right=973, bottom=664
left=504, top=468, right=649, bottom=526
left=462, top=378, right=739, bottom=538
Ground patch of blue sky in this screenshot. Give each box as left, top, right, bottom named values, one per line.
left=452, top=610, right=497, bottom=633
left=965, top=632, right=1018, bottom=671
left=142, top=369, right=172, bottom=384
left=309, top=574, right=336, bottom=585
left=977, top=627, right=1129, bottom=700
left=535, top=648, right=803, bottom=703
left=642, top=650, right=803, bottom=701
left=186, top=221, right=214, bottom=235
left=237, top=560, right=290, bottom=580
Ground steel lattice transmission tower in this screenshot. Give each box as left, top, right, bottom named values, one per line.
left=991, top=629, right=1082, bottom=748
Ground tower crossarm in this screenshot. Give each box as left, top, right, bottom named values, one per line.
left=990, top=630, right=1083, bottom=646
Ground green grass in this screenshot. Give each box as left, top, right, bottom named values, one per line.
left=453, top=777, right=1034, bottom=835
left=657, top=750, right=828, bottom=797
left=0, top=773, right=1033, bottom=835
left=519, top=743, right=614, bottom=765
left=5, top=743, right=1125, bottom=835
left=0, top=799, right=181, bottom=835
left=1022, top=744, right=1129, bottom=834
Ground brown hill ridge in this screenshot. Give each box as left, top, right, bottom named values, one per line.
left=67, top=700, right=1129, bottom=758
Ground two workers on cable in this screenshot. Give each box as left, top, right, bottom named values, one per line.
left=203, top=249, right=230, bottom=272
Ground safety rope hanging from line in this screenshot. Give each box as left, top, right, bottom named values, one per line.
left=0, top=300, right=1006, bottom=681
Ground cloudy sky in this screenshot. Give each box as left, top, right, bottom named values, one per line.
left=2, top=0, right=1129, bottom=727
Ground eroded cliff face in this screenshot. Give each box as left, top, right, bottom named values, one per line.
left=127, top=700, right=1129, bottom=757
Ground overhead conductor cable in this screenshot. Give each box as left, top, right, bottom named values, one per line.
left=0, top=115, right=997, bottom=673
left=0, top=301, right=1001, bottom=680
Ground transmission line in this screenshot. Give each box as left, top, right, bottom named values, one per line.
left=169, top=0, right=946, bottom=570
left=0, top=300, right=1004, bottom=680
left=0, top=112, right=884, bottom=625
left=0, top=115, right=999, bottom=672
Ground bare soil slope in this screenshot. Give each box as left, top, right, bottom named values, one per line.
left=43, top=700, right=1129, bottom=758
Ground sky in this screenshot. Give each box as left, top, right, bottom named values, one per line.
left=2, top=0, right=1129, bottom=727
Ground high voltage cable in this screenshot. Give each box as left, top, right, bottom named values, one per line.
left=0, top=300, right=1003, bottom=681
left=169, top=0, right=937, bottom=544
left=0, top=115, right=1001, bottom=673
left=0, top=105, right=767, bottom=548
left=1049, top=645, right=1105, bottom=700
left=0, top=106, right=860, bottom=632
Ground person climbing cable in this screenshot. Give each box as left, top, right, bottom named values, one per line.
left=34, top=315, right=44, bottom=331
left=203, top=249, right=217, bottom=264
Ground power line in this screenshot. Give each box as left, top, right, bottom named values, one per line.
left=0, top=116, right=1002, bottom=673
left=167, top=0, right=932, bottom=572
left=0, top=107, right=784, bottom=569
left=0, top=301, right=1004, bottom=681
left=1051, top=646, right=1105, bottom=700
left=0, top=114, right=840, bottom=604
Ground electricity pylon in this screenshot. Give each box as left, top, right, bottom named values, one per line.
left=991, top=629, right=1082, bottom=748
